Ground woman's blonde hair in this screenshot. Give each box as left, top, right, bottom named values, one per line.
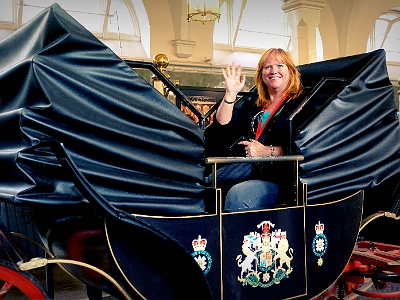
left=255, top=48, right=303, bottom=107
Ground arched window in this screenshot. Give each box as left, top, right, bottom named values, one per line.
left=0, top=0, right=149, bottom=58
left=213, top=0, right=290, bottom=67
left=368, top=8, right=400, bottom=62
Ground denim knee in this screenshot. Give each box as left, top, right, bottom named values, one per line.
left=224, top=180, right=279, bottom=212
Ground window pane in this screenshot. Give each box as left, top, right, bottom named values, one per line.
left=214, top=0, right=288, bottom=50
left=109, top=0, right=137, bottom=36
left=235, top=31, right=289, bottom=49
left=235, top=0, right=288, bottom=49
left=386, top=21, right=400, bottom=42
left=22, top=0, right=104, bottom=32
left=374, top=19, right=388, bottom=48
left=0, top=0, right=13, bottom=22
left=239, top=3, right=284, bottom=35
left=21, top=6, right=44, bottom=25
left=370, top=11, right=400, bottom=62
left=214, top=2, right=228, bottom=44
left=0, top=0, right=148, bottom=59
left=18, top=0, right=141, bottom=37
left=23, top=0, right=103, bottom=14
left=386, top=51, right=400, bottom=62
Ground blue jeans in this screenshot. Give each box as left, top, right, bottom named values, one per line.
left=224, top=180, right=279, bottom=212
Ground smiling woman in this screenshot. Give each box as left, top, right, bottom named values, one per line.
left=207, top=48, right=304, bottom=211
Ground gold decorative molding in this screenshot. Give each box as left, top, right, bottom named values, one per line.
left=282, top=0, right=325, bottom=12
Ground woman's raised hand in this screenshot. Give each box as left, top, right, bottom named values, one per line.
left=216, top=62, right=246, bottom=124
left=222, top=62, right=246, bottom=98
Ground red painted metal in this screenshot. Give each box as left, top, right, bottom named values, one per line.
left=0, top=263, right=48, bottom=299
left=339, top=240, right=400, bottom=298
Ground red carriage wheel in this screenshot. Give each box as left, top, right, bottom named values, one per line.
left=0, top=260, right=49, bottom=299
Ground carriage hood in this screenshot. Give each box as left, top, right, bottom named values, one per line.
left=0, top=4, right=206, bottom=215
left=0, top=4, right=399, bottom=215
left=296, top=50, right=400, bottom=204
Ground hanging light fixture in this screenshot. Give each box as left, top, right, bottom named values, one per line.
left=187, top=0, right=220, bottom=23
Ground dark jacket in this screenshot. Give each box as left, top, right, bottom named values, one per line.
left=205, top=95, right=305, bottom=157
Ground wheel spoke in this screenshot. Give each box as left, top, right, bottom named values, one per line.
left=0, top=281, right=13, bottom=299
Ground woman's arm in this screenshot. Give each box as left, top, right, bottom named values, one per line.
left=216, top=62, right=246, bottom=125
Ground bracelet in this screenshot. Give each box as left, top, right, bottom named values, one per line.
left=270, top=145, right=274, bottom=156
left=223, top=98, right=235, bottom=104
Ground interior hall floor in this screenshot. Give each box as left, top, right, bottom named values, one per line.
left=4, top=264, right=119, bottom=300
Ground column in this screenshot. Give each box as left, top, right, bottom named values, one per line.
left=281, top=0, right=325, bottom=65
left=172, top=0, right=196, bottom=58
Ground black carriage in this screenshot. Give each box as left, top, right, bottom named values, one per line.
left=0, top=4, right=399, bottom=299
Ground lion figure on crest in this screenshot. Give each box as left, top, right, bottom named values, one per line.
left=273, top=238, right=293, bottom=273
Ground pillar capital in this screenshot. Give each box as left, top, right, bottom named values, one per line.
left=282, top=0, right=325, bottom=12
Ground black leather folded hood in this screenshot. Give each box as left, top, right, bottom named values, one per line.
left=297, top=49, right=400, bottom=203
left=0, top=4, right=398, bottom=215
left=0, top=4, right=206, bottom=215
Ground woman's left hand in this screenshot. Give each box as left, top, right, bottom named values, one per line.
left=239, top=140, right=282, bottom=157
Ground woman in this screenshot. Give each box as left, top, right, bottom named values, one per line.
left=206, top=48, right=304, bottom=211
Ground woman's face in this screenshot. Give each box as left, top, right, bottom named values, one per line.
left=261, top=52, right=290, bottom=95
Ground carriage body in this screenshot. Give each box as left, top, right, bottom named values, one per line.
left=0, top=4, right=399, bottom=299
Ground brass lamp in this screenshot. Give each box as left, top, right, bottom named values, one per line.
left=187, top=0, right=220, bottom=23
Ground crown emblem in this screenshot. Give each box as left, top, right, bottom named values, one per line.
left=192, top=235, right=207, bottom=252
left=315, top=221, right=324, bottom=235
